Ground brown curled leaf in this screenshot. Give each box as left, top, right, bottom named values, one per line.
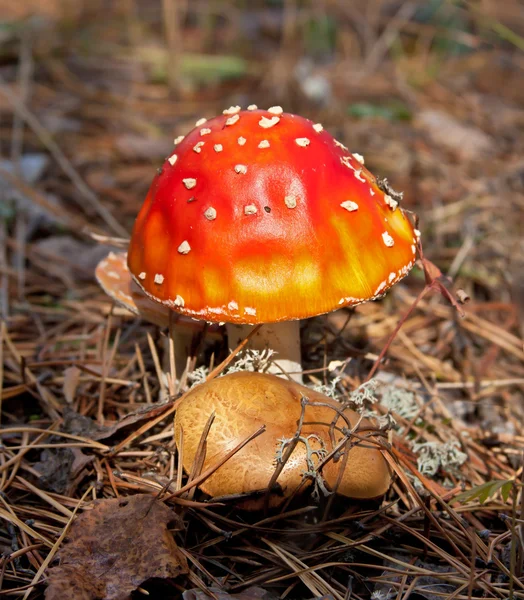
left=45, top=494, right=187, bottom=600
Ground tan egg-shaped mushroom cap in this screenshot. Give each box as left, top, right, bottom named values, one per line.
left=174, top=372, right=391, bottom=507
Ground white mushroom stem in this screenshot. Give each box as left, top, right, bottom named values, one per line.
left=225, top=321, right=302, bottom=382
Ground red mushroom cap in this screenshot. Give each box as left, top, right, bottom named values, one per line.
left=128, top=107, right=417, bottom=324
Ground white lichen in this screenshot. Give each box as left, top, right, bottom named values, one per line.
left=187, top=365, right=209, bottom=387
left=226, top=348, right=278, bottom=374
left=411, top=440, right=467, bottom=477
left=348, top=379, right=379, bottom=408
left=379, top=385, right=420, bottom=421
left=309, top=376, right=341, bottom=399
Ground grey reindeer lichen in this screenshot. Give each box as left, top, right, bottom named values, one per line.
left=411, top=440, right=467, bottom=477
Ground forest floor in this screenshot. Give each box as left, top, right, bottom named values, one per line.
left=1, top=1, right=524, bottom=599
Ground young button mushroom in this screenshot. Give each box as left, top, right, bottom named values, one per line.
left=95, top=251, right=221, bottom=379
left=127, top=107, right=418, bottom=381
left=174, top=372, right=391, bottom=509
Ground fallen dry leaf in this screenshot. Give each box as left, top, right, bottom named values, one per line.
left=34, top=408, right=96, bottom=494
left=91, top=400, right=177, bottom=441
left=45, top=494, right=187, bottom=600
left=58, top=401, right=175, bottom=443
left=34, top=446, right=93, bottom=495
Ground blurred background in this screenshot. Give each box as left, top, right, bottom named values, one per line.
left=1, top=0, right=523, bottom=417
left=1, top=3, right=524, bottom=597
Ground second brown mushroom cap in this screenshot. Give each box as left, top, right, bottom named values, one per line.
left=174, top=371, right=391, bottom=508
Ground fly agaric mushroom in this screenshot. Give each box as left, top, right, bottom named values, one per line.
left=174, top=371, right=391, bottom=508
left=127, top=106, right=418, bottom=380
left=96, top=251, right=222, bottom=378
